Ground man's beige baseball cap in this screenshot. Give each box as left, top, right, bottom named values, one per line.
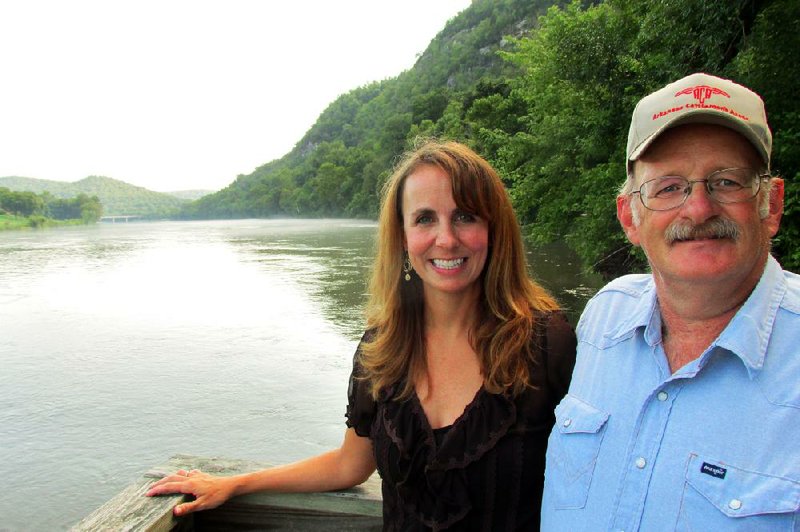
left=626, top=73, right=772, bottom=174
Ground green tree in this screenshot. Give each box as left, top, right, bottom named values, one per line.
left=0, top=189, right=45, bottom=216
left=78, top=194, right=103, bottom=223
left=728, top=0, right=800, bottom=269
left=495, top=1, right=640, bottom=275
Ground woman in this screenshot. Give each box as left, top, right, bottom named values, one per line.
left=147, top=140, right=576, bottom=530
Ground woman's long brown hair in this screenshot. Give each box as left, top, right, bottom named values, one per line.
left=360, top=140, right=558, bottom=400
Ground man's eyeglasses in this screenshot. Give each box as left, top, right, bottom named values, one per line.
left=630, top=168, right=771, bottom=211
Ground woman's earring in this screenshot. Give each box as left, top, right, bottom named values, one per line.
left=403, top=255, right=413, bottom=282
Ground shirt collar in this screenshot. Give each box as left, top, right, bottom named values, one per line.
left=611, top=256, right=786, bottom=375
left=605, top=278, right=659, bottom=343
left=715, top=255, right=786, bottom=375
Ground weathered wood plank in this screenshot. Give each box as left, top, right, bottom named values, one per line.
left=69, top=472, right=190, bottom=532
left=71, top=454, right=382, bottom=531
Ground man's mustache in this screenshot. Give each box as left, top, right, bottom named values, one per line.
left=665, top=218, right=741, bottom=244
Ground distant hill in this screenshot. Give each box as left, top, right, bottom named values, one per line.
left=166, top=190, right=213, bottom=201
left=0, top=175, right=187, bottom=217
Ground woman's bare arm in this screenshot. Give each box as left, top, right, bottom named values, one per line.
left=146, top=427, right=376, bottom=516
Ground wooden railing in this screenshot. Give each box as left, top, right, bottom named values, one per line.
left=71, top=454, right=382, bottom=531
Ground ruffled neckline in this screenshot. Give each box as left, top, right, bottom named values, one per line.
left=411, top=388, right=516, bottom=470
left=376, top=384, right=518, bottom=529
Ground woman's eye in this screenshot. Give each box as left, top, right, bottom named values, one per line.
left=454, top=212, right=476, bottom=223
left=415, top=214, right=433, bottom=224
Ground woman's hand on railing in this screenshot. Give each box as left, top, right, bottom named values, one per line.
left=145, top=468, right=236, bottom=516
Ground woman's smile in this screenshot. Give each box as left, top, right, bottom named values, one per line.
left=431, top=257, right=465, bottom=270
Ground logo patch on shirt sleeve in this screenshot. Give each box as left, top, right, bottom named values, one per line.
left=701, top=462, right=727, bottom=479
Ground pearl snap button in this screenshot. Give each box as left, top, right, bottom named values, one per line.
left=563, top=418, right=572, bottom=427
left=635, top=457, right=646, bottom=469
left=729, top=499, right=742, bottom=510
left=657, top=391, right=668, bottom=401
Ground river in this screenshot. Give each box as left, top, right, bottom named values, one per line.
left=0, top=219, right=603, bottom=530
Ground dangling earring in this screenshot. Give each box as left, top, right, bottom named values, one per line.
left=403, top=254, right=413, bottom=282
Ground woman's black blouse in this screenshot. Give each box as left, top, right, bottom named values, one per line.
left=345, top=312, right=577, bottom=531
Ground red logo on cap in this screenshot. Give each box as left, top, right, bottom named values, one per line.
left=675, top=85, right=730, bottom=105
left=651, top=83, right=748, bottom=122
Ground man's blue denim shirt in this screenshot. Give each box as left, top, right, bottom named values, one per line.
left=541, top=256, right=800, bottom=531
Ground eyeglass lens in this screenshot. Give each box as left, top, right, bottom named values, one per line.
left=640, top=168, right=761, bottom=210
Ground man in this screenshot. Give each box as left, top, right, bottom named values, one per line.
left=541, top=72, right=799, bottom=530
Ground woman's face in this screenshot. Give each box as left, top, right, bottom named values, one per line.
left=401, top=164, right=489, bottom=299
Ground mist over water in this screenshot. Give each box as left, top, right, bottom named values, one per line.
left=0, top=219, right=602, bottom=529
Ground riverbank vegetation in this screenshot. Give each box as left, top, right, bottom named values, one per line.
left=0, top=187, right=103, bottom=228
left=0, top=213, right=93, bottom=230
left=177, top=1, right=800, bottom=275
left=0, top=213, right=36, bottom=229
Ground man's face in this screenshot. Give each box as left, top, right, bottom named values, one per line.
left=617, top=124, right=783, bottom=289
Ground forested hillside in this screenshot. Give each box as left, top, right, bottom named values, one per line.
left=0, top=175, right=187, bottom=218
left=180, top=0, right=800, bottom=275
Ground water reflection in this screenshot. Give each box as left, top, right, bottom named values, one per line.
left=226, top=220, right=375, bottom=340
left=525, top=241, right=605, bottom=324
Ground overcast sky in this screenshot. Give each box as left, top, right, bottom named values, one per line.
left=0, top=0, right=472, bottom=192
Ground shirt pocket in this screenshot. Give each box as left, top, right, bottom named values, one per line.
left=678, top=453, right=800, bottom=531
left=547, top=394, right=609, bottom=509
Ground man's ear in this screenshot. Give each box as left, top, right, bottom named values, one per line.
left=617, top=194, right=641, bottom=246
left=764, top=177, right=784, bottom=238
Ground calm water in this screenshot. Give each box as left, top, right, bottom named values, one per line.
left=0, top=219, right=603, bottom=530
